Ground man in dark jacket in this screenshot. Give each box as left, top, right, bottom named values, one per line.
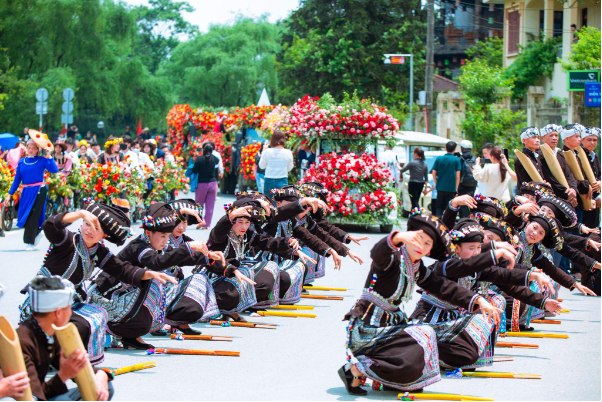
left=457, top=140, right=477, bottom=218
left=538, top=123, right=578, bottom=206
left=514, top=126, right=544, bottom=186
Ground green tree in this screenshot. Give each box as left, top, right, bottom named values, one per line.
left=465, top=37, right=503, bottom=68
left=133, top=0, right=198, bottom=74
left=561, top=26, right=601, bottom=71
left=278, top=0, right=426, bottom=112
left=160, top=15, right=280, bottom=107
left=458, top=59, right=525, bottom=150
left=505, top=36, right=560, bottom=100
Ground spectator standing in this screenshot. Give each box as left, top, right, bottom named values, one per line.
left=207, top=141, right=224, bottom=179
left=400, top=147, right=428, bottom=210
left=191, top=143, right=219, bottom=229
left=254, top=141, right=268, bottom=193
left=259, top=130, right=294, bottom=198
left=84, top=131, right=93, bottom=141
left=378, top=145, right=400, bottom=188
left=89, top=141, right=101, bottom=161
left=457, top=140, right=478, bottom=218
left=161, top=145, right=175, bottom=163
left=432, top=141, right=461, bottom=218
left=472, top=146, right=516, bottom=202
left=22, top=126, right=29, bottom=142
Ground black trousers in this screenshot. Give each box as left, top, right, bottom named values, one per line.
left=23, top=187, right=47, bottom=245
left=407, top=182, right=424, bottom=210
left=436, top=190, right=456, bottom=218
left=457, top=184, right=477, bottom=218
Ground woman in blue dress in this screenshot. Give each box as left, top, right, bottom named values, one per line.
left=3, top=135, right=58, bottom=250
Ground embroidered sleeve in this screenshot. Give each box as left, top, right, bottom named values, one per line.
left=468, top=295, right=483, bottom=312
left=184, top=242, right=194, bottom=257
left=99, top=252, right=113, bottom=269
left=138, top=248, right=154, bottom=264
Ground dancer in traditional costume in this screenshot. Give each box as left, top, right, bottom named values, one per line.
left=93, top=202, right=222, bottom=349
left=340, top=211, right=501, bottom=395
left=19, top=204, right=172, bottom=364
left=207, top=198, right=315, bottom=320
left=17, top=276, right=114, bottom=401
left=4, top=135, right=58, bottom=250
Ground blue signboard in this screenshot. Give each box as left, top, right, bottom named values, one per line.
left=585, top=82, right=601, bottom=107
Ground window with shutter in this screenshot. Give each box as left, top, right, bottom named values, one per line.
left=508, top=10, right=520, bottom=54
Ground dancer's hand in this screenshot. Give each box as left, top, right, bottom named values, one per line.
left=348, top=235, right=369, bottom=246
left=179, top=207, right=203, bottom=224
left=58, top=349, right=88, bottom=382
left=95, top=371, right=110, bottom=401
left=257, top=199, right=271, bottom=215
left=583, top=226, right=601, bottom=235
left=300, top=197, right=325, bottom=213
left=347, top=251, right=363, bottom=265
left=189, top=241, right=208, bottom=255
left=544, top=299, right=563, bottom=315
left=530, top=272, right=555, bottom=295
left=142, top=271, right=178, bottom=285
left=573, top=282, right=596, bottom=296
left=0, top=371, right=29, bottom=399
left=234, top=269, right=256, bottom=285
left=288, top=237, right=300, bottom=250
left=207, top=251, right=226, bottom=266
left=493, top=241, right=518, bottom=256
left=296, top=250, right=316, bottom=265
left=592, top=262, right=601, bottom=271
left=328, top=249, right=342, bottom=270
left=494, top=249, right=516, bottom=269
left=79, top=210, right=101, bottom=232
left=587, top=238, right=601, bottom=251
left=229, top=206, right=252, bottom=221
left=450, top=194, right=477, bottom=209
left=514, top=203, right=539, bottom=216
left=392, top=230, right=424, bottom=252
left=475, top=298, right=502, bottom=326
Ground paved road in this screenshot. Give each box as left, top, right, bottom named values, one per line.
left=0, top=193, right=600, bottom=400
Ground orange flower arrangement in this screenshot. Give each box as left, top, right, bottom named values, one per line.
left=239, top=142, right=262, bottom=181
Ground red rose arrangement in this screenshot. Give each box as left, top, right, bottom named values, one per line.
left=236, top=105, right=275, bottom=130
left=239, top=142, right=262, bottom=181
left=300, top=152, right=396, bottom=224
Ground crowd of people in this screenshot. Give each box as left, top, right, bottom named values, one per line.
left=0, top=122, right=599, bottom=400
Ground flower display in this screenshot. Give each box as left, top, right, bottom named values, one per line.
left=0, top=160, right=16, bottom=200
left=147, top=159, right=189, bottom=202
left=45, top=172, right=73, bottom=199
left=223, top=145, right=233, bottom=174
left=239, top=142, right=262, bottom=181
left=79, top=163, right=139, bottom=202
left=287, top=94, right=399, bottom=148
left=260, top=104, right=291, bottom=135
left=300, top=152, right=396, bottom=225
left=236, top=105, right=275, bottom=130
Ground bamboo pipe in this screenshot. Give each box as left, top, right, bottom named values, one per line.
left=560, top=309, right=570, bottom=313
left=52, top=323, right=98, bottom=401
left=563, top=150, right=594, bottom=209
left=148, top=348, right=239, bottom=356
left=514, top=149, right=544, bottom=181
left=496, top=341, right=539, bottom=349
left=170, top=334, right=233, bottom=341
left=302, top=286, right=347, bottom=291
left=209, top=320, right=276, bottom=329
left=257, top=311, right=316, bottom=318
left=531, top=319, right=561, bottom=324
left=0, top=316, right=33, bottom=401
left=397, top=393, right=494, bottom=402
left=576, top=146, right=597, bottom=185
left=267, top=305, right=315, bottom=310
left=540, top=144, right=569, bottom=187
left=462, top=371, right=541, bottom=379
left=502, top=332, right=568, bottom=339
left=301, top=295, right=344, bottom=300
left=106, top=362, right=156, bottom=376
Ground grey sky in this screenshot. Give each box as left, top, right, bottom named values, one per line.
left=123, top=0, right=300, bottom=33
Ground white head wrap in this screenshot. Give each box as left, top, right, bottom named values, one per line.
left=560, top=124, right=585, bottom=141
left=540, top=124, right=562, bottom=136
left=28, top=276, right=75, bottom=313
left=520, top=126, right=540, bottom=141
left=583, top=127, right=601, bottom=139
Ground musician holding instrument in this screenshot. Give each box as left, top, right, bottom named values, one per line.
left=580, top=127, right=601, bottom=228
left=514, top=127, right=545, bottom=186
left=561, top=124, right=595, bottom=219
left=16, top=277, right=113, bottom=401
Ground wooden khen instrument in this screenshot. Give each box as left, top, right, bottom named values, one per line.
left=514, top=149, right=544, bottom=181
left=0, top=316, right=34, bottom=401
left=563, top=150, right=595, bottom=209
left=52, top=323, right=98, bottom=401
left=540, top=144, right=570, bottom=187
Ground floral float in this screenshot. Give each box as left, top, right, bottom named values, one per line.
left=239, top=142, right=262, bottom=182
left=300, top=152, right=397, bottom=226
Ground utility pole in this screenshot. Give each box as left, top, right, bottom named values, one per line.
left=425, top=0, right=435, bottom=134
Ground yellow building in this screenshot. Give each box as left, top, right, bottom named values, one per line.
left=489, top=0, right=601, bottom=124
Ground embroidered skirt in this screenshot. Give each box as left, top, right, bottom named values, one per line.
left=70, top=303, right=108, bottom=365
left=211, top=265, right=258, bottom=314
left=278, top=259, right=305, bottom=305
left=347, top=317, right=441, bottom=391
left=301, top=246, right=320, bottom=284
left=253, top=261, right=280, bottom=308
left=165, top=273, right=220, bottom=325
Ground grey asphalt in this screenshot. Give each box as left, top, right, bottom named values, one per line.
left=0, top=193, right=600, bottom=401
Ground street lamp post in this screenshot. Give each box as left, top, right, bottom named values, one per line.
left=384, top=53, right=414, bottom=131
